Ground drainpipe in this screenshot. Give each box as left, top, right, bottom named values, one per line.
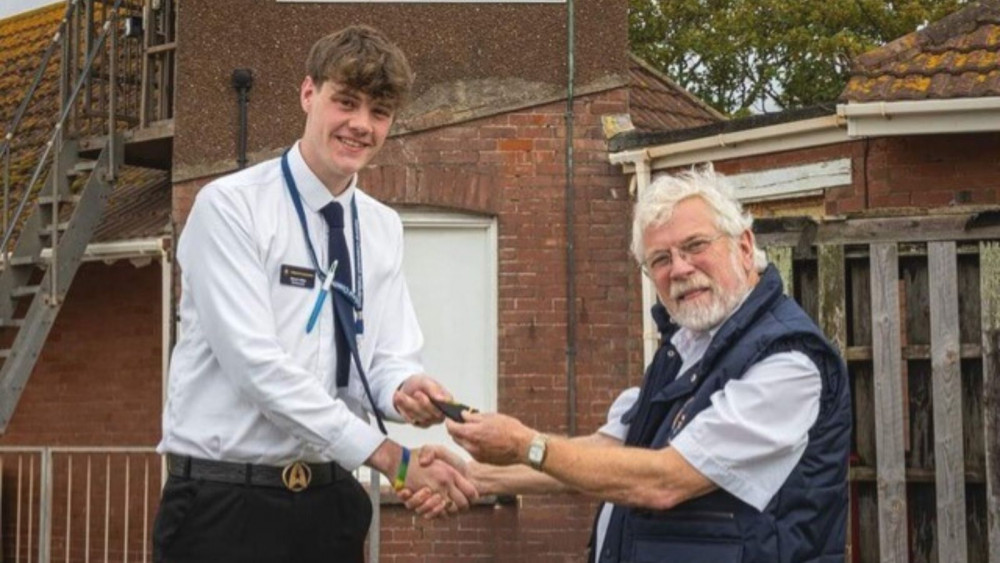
left=160, top=236, right=172, bottom=488
left=564, top=0, right=577, bottom=436
left=231, top=68, right=253, bottom=169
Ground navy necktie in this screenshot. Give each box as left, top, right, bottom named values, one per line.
left=319, top=201, right=352, bottom=388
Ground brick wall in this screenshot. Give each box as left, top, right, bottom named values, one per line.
left=0, top=260, right=163, bottom=445
left=171, top=88, right=646, bottom=561
left=365, top=90, right=644, bottom=561
left=708, top=132, right=1000, bottom=216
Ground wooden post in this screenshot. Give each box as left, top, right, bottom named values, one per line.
left=981, top=242, right=1000, bottom=563
left=818, top=245, right=846, bottom=353
left=769, top=245, right=795, bottom=297
left=928, top=242, right=968, bottom=562
left=870, top=242, right=908, bottom=562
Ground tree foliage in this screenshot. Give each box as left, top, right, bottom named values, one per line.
left=630, top=0, right=968, bottom=117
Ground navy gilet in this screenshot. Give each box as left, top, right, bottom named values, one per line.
left=595, top=265, right=851, bottom=563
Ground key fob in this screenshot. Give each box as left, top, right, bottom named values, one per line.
left=430, top=398, right=477, bottom=423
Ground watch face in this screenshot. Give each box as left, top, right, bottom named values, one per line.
left=528, top=436, right=546, bottom=468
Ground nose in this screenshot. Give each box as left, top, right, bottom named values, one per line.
left=668, top=253, right=697, bottom=279
left=349, top=107, right=374, bottom=134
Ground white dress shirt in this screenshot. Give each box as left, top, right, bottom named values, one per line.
left=158, top=142, right=424, bottom=470
left=591, top=305, right=821, bottom=557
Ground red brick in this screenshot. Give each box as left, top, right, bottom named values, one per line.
left=498, top=138, right=534, bottom=152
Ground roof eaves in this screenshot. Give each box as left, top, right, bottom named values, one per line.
left=609, top=103, right=838, bottom=152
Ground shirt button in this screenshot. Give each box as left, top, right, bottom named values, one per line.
left=667, top=350, right=676, bottom=358
left=690, top=372, right=698, bottom=383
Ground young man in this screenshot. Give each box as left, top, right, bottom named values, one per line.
left=154, top=26, right=475, bottom=563
left=436, top=168, right=851, bottom=562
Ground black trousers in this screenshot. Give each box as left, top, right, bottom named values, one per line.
left=153, top=474, right=373, bottom=563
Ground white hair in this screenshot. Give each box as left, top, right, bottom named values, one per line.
left=630, top=165, right=768, bottom=271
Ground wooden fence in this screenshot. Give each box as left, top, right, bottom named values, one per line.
left=756, top=211, right=1000, bottom=563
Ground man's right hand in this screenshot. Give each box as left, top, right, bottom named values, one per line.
left=398, top=445, right=484, bottom=515
left=402, top=446, right=478, bottom=518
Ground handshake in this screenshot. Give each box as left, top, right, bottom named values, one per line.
left=388, top=376, right=540, bottom=519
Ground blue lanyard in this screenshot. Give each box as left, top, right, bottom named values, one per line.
left=281, top=150, right=365, bottom=327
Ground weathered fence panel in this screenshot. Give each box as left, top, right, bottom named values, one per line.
left=756, top=212, right=1000, bottom=562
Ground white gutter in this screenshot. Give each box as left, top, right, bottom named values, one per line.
left=611, top=115, right=848, bottom=175
left=612, top=97, right=1000, bottom=175
left=839, top=97, right=1000, bottom=137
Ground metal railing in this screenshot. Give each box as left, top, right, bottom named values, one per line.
left=0, top=446, right=160, bottom=563
left=1, top=0, right=81, bottom=248
left=1, top=0, right=126, bottom=267
left=1, top=0, right=176, bottom=261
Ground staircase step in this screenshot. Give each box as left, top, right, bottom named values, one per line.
left=0, top=318, right=24, bottom=328
left=6, top=255, right=44, bottom=267
left=0, top=349, right=11, bottom=359
left=38, top=194, right=83, bottom=205
left=67, top=160, right=98, bottom=177
left=38, top=222, right=71, bottom=237
left=11, top=285, right=41, bottom=298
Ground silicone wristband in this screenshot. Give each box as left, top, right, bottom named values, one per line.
left=393, top=447, right=411, bottom=491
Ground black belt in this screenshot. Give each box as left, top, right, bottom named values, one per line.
left=166, top=454, right=351, bottom=492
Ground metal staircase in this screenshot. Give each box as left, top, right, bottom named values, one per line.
left=0, top=0, right=175, bottom=433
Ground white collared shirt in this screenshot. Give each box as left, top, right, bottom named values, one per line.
left=668, top=327, right=820, bottom=511
left=158, top=142, right=424, bottom=470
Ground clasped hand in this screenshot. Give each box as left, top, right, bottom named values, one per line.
left=399, top=446, right=479, bottom=519
left=398, top=412, right=534, bottom=517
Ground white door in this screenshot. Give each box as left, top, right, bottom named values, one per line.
left=387, top=211, right=497, bottom=457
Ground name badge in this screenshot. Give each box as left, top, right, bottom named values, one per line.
left=280, top=265, right=316, bottom=289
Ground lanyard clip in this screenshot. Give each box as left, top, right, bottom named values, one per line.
left=305, top=260, right=338, bottom=334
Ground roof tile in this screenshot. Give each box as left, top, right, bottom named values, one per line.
left=627, top=54, right=725, bottom=132
left=843, top=1, right=1000, bottom=102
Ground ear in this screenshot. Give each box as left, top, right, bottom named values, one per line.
left=738, top=229, right=756, bottom=271
left=300, top=76, right=316, bottom=113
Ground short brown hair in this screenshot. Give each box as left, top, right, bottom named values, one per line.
left=306, top=25, right=414, bottom=111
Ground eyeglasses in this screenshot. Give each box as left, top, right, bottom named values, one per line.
left=641, top=234, right=725, bottom=277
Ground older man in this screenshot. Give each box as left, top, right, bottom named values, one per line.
left=441, top=168, right=851, bottom=562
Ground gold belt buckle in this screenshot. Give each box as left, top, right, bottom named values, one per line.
left=281, top=461, right=312, bottom=492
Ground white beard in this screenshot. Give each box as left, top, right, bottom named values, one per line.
left=664, top=252, right=749, bottom=332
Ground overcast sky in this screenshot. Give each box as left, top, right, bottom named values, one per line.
left=0, top=0, right=59, bottom=20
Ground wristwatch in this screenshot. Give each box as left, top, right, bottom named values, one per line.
left=527, top=433, right=550, bottom=470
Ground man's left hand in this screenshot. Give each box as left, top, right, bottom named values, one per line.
left=394, top=375, right=451, bottom=427
left=446, top=411, right=534, bottom=466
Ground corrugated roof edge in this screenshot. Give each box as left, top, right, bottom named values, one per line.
left=608, top=103, right=838, bottom=152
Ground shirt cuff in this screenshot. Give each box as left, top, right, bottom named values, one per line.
left=379, top=372, right=415, bottom=423
left=670, top=430, right=772, bottom=511
left=324, top=415, right=387, bottom=471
